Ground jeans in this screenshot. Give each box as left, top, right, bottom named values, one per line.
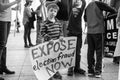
left=87, top=34, right=104, bottom=73
left=68, top=32, right=82, bottom=69
left=24, top=22, right=32, bottom=46
left=0, top=21, right=11, bottom=68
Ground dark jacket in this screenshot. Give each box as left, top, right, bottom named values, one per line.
left=29, top=8, right=36, bottom=29
left=67, top=0, right=86, bottom=35
left=84, top=1, right=116, bottom=34
left=56, top=0, right=72, bottom=21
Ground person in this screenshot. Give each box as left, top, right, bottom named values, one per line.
left=110, top=0, right=120, bottom=11
left=46, top=0, right=72, bottom=37
left=110, top=0, right=120, bottom=64
left=23, top=0, right=35, bottom=48
left=40, top=3, right=63, bottom=80
left=67, top=0, right=86, bottom=76
left=84, top=0, right=116, bottom=78
left=114, top=7, right=120, bottom=64
left=0, top=0, right=21, bottom=80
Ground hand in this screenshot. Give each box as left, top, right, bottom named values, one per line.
left=44, top=34, right=51, bottom=41
left=59, top=36, right=64, bottom=42
left=49, top=39, right=54, bottom=45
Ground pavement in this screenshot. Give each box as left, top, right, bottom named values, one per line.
left=1, top=30, right=119, bottom=80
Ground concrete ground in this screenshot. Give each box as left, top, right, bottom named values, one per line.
left=1, top=30, right=119, bottom=80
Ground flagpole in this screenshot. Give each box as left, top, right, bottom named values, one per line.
left=14, top=5, right=17, bottom=37
left=14, top=2, right=21, bottom=37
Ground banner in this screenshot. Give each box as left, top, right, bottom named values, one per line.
left=104, top=19, right=118, bottom=55
left=29, top=37, right=77, bottom=80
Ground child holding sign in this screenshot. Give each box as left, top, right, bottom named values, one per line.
left=41, top=2, right=63, bottom=80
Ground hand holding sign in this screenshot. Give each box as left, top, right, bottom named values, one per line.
left=49, top=39, right=54, bottom=45
left=59, top=36, right=64, bottom=42
left=44, top=34, right=51, bottom=41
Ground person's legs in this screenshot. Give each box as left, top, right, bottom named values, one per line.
left=67, top=32, right=75, bottom=76
left=67, top=32, right=85, bottom=76
left=24, top=23, right=29, bottom=48
left=0, top=21, right=7, bottom=72
left=74, top=34, right=85, bottom=74
left=28, top=27, right=34, bottom=47
left=74, top=34, right=82, bottom=69
left=94, top=34, right=103, bottom=78
left=0, top=22, right=15, bottom=74
left=0, top=22, right=14, bottom=78
left=87, top=34, right=95, bottom=75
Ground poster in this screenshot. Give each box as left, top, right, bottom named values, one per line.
left=104, top=19, right=118, bottom=55
left=29, top=37, right=77, bottom=80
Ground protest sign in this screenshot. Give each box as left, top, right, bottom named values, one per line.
left=104, top=18, right=118, bottom=55
left=29, top=37, right=77, bottom=80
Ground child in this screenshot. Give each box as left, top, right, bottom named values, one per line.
left=67, top=0, right=86, bottom=76
left=41, top=3, right=63, bottom=80
left=41, top=3, right=63, bottom=42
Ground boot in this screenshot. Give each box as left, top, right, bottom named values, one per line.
left=24, top=44, right=30, bottom=48
left=74, top=55, right=86, bottom=75
left=29, top=43, right=34, bottom=47
left=0, top=67, right=15, bottom=74
left=0, top=47, right=15, bottom=74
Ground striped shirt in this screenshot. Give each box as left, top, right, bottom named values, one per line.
left=41, top=19, right=63, bottom=41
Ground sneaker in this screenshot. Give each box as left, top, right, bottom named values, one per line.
left=0, top=68, right=15, bottom=74
left=88, top=69, right=95, bottom=77
left=88, top=73, right=94, bottom=76
left=29, top=44, right=34, bottom=47
left=95, top=71, right=102, bottom=78
left=95, top=74, right=102, bottom=78
left=74, top=68, right=86, bottom=75
left=24, top=45, right=30, bottom=48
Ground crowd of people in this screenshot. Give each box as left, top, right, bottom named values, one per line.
left=0, top=0, right=120, bottom=80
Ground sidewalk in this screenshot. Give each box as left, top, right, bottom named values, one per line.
left=1, top=30, right=119, bottom=80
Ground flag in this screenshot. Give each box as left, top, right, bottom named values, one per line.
left=12, top=3, right=21, bottom=13
left=12, top=3, right=21, bottom=37
left=39, top=0, right=48, bottom=21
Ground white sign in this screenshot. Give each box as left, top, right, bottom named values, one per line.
left=29, top=37, right=77, bottom=80
left=114, top=29, right=120, bottom=57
